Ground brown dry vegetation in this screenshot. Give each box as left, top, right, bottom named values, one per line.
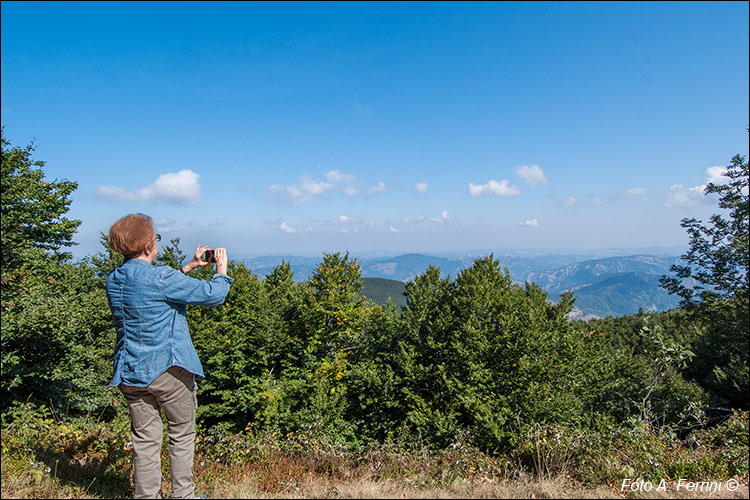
left=199, top=470, right=749, bottom=499
left=214, top=479, right=749, bottom=499
left=190, top=447, right=749, bottom=499
left=2, top=405, right=747, bottom=499
left=4, top=464, right=747, bottom=500
left=3, top=411, right=748, bottom=499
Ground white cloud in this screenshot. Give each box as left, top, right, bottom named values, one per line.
left=626, top=187, right=647, bottom=198
left=334, top=215, right=373, bottom=234
left=337, top=215, right=364, bottom=226
left=299, top=177, right=334, bottom=196
left=268, top=176, right=335, bottom=203
left=279, top=221, right=312, bottom=234
left=521, top=218, right=540, bottom=227
left=468, top=179, right=520, bottom=197
left=560, top=196, right=577, bottom=207
left=591, top=196, right=604, bottom=205
left=365, top=182, right=387, bottom=197
left=663, top=165, right=735, bottom=208
left=514, top=165, right=549, bottom=187
left=280, top=222, right=297, bottom=234
left=414, top=182, right=428, bottom=193
left=417, top=210, right=451, bottom=224
left=97, top=169, right=202, bottom=205
left=389, top=226, right=399, bottom=233
left=665, top=184, right=706, bottom=208
left=326, top=170, right=356, bottom=184
left=402, top=210, right=452, bottom=226
left=153, top=218, right=179, bottom=233
left=706, top=166, right=730, bottom=185
left=269, top=169, right=386, bottom=203
left=327, top=170, right=359, bottom=196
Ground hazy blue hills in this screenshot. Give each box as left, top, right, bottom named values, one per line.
left=524, top=255, right=680, bottom=295
left=560, top=272, right=681, bottom=318
left=362, top=253, right=472, bottom=281
left=241, top=252, right=684, bottom=318
left=241, top=255, right=321, bottom=281
left=242, top=253, right=597, bottom=283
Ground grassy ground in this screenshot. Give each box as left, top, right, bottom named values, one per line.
left=3, top=461, right=748, bottom=499
left=2, top=408, right=748, bottom=499
left=3, top=439, right=748, bottom=499
left=202, top=477, right=750, bottom=499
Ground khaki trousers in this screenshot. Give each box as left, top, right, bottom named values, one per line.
left=120, top=366, right=198, bottom=499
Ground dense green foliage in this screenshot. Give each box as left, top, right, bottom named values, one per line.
left=660, top=154, right=749, bottom=410
left=1, top=127, right=80, bottom=272
left=1, top=129, right=111, bottom=418
left=1, top=131, right=747, bottom=496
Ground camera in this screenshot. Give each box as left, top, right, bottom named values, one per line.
left=203, top=249, right=216, bottom=264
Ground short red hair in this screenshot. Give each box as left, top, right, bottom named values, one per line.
left=108, top=213, right=155, bottom=258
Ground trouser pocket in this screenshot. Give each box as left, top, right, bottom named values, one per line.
left=150, top=367, right=195, bottom=424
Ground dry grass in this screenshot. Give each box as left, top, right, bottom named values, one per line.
left=202, top=474, right=749, bottom=499
left=4, top=450, right=748, bottom=499
left=3, top=413, right=748, bottom=499
left=189, top=448, right=749, bottom=500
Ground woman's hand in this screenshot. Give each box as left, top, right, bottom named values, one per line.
left=213, top=247, right=228, bottom=275
left=181, top=244, right=211, bottom=274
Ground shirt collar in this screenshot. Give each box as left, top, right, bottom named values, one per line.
left=123, top=257, right=153, bottom=267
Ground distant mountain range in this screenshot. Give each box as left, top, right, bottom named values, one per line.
left=524, top=255, right=682, bottom=317
left=242, top=252, right=684, bottom=319
left=566, top=272, right=680, bottom=318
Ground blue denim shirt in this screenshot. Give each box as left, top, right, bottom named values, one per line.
left=106, top=258, right=233, bottom=387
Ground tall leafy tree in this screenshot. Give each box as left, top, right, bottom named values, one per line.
left=1, top=130, right=114, bottom=417
left=155, top=236, right=187, bottom=269
left=661, top=154, right=749, bottom=305
left=85, top=232, right=124, bottom=283
left=1, top=128, right=80, bottom=273
left=661, top=153, right=749, bottom=409
left=305, top=251, right=367, bottom=356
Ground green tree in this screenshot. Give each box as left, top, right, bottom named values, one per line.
left=580, top=310, right=707, bottom=427
left=391, top=256, right=617, bottom=450
left=304, top=252, right=367, bottom=357
left=1, top=128, right=80, bottom=273
left=661, top=154, right=749, bottom=409
left=191, top=262, right=283, bottom=430
left=1, top=131, right=114, bottom=417
left=661, top=154, right=748, bottom=305
left=263, top=261, right=307, bottom=378
left=154, top=236, right=187, bottom=269
left=84, top=232, right=124, bottom=283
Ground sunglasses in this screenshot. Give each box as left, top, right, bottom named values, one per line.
left=154, top=234, right=161, bottom=242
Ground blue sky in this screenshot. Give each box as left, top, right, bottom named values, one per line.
left=2, top=1, right=748, bottom=259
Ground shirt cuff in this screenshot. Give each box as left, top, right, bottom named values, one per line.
left=213, top=272, right=234, bottom=283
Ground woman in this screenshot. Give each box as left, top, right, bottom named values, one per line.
left=106, top=213, right=232, bottom=499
